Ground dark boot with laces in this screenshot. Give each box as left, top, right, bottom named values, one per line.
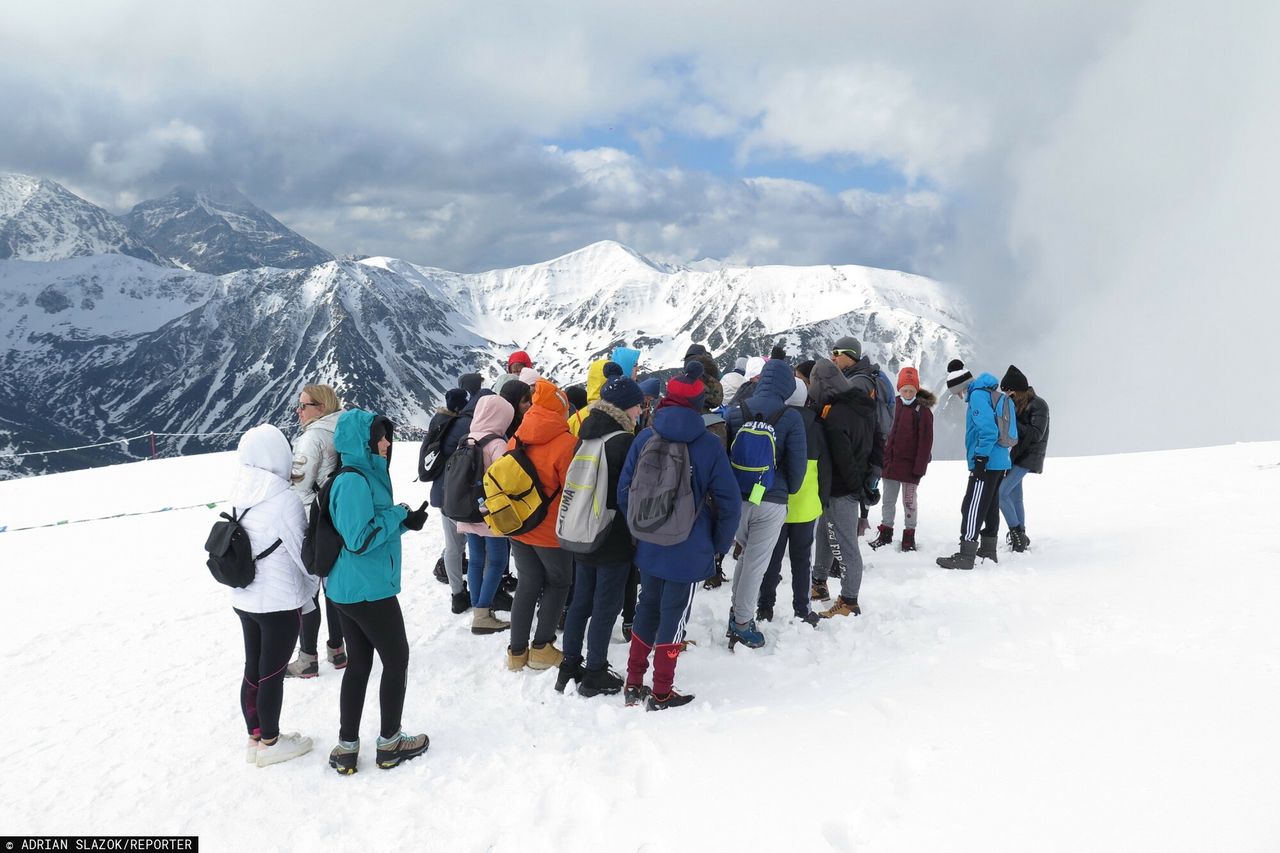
left=868, top=525, right=894, bottom=549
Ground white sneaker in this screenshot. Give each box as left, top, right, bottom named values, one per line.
left=245, top=737, right=261, bottom=764
left=255, top=732, right=313, bottom=767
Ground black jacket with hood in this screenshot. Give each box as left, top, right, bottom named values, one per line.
left=811, top=358, right=876, bottom=499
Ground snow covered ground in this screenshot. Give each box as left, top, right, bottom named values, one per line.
left=1, top=441, right=1278, bottom=851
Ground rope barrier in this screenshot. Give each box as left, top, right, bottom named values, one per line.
left=0, top=500, right=226, bottom=534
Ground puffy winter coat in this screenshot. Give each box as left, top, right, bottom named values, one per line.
left=456, top=395, right=517, bottom=537
left=883, top=390, right=936, bottom=484
left=786, top=404, right=832, bottom=524
left=228, top=425, right=319, bottom=614
left=964, top=373, right=1014, bottom=472
left=289, top=410, right=340, bottom=508
left=325, top=409, right=410, bottom=605
left=810, top=358, right=877, bottom=499
left=430, top=389, right=491, bottom=508
left=510, top=379, right=578, bottom=548
left=617, top=401, right=742, bottom=583
left=569, top=358, right=611, bottom=437
left=572, top=400, right=638, bottom=566
left=1011, top=389, right=1050, bottom=474
left=724, top=359, right=808, bottom=505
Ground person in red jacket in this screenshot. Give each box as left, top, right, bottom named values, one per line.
left=505, top=378, right=578, bottom=673
left=869, top=367, right=935, bottom=552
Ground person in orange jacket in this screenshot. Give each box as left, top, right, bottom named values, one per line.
left=505, top=378, right=579, bottom=672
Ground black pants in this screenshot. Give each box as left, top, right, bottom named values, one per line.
left=299, top=590, right=344, bottom=655
left=622, top=565, right=640, bottom=625
left=236, top=608, right=301, bottom=741
left=960, top=469, right=1005, bottom=542
left=509, top=541, right=573, bottom=653
left=334, top=597, right=410, bottom=742
left=761, top=520, right=816, bottom=616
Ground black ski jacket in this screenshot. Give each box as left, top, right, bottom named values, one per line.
left=1011, top=390, right=1050, bottom=474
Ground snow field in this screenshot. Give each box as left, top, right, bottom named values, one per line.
left=1, top=442, right=1278, bottom=851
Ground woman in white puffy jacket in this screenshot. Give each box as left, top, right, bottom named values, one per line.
left=230, top=424, right=320, bottom=767
left=286, top=384, right=346, bottom=677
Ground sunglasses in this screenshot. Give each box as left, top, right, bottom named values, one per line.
left=832, top=349, right=857, bottom=358
left=295, top=402, right=322, bottom=410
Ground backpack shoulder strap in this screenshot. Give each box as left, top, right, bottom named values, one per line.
left=478, top=433, right=506, bottom=449
left=254, top=539, right=283, bottom=561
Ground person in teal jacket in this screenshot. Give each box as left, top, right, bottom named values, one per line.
left=938, top=373, right=1018, bottom=570
left=325, top=408, right=431, bottom=775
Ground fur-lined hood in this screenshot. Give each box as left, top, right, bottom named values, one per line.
left=914, top=389, right=938, bottom=410
left=582, top=398, right=636, bottom=437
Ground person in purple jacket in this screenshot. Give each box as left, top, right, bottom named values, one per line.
left=617, top=361, right=741, bottom=711
left=869, top=367, right=936, bottom=552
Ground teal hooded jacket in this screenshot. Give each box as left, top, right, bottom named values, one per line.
left=325, top=409, right=409, bottom=604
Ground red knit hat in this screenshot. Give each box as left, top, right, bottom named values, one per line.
left=897, top=366, right=920, bottom=391
left=507, top=350, right=532, bottom=371
left=664, top=360, right=706, bottom=409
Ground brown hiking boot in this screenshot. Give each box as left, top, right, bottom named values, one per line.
left=820, top=596, right=861, bottom=618
left=506, top=646, right=529, bottom=671
left=810, top=579, right=830, bottom=602
left=528, top=642, right=564, bottom=670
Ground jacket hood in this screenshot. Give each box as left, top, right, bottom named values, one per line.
left=747, top=358, right=795, bottom=414
left=915, top=389, right=938, bottom=409
left=690, top=354, right=724, bottom=408
left=809, top=358, right=851, bottom=408
left=844, top=354, right=882, bottom=381
left=470, top=394, right=515, bottom=438
left=229, top=424, right=293, bottom=506
left=580, top=399, right=635, bottom=438
left=652, top=402, right=707, bottom=443
left=720, top=372, right=746, bottom=401
left=333, top=408, right=389, bottom=470
left=785, top=376, right=808, bottom=407
left=516, top=379, right=571, bottom=445
left=303, top=410, right=341, bottom=436
left=585, top=359, right=611, bottom=402
left=611, top=347, right=641, bottom=377
left=970, top=372, right=1000, bottom=394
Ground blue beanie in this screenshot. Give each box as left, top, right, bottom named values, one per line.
left=638, top=378, right=661, bottom=398
left=611, top=347, right=641, bottom=377
left=600, top=376, right=644, bottom=410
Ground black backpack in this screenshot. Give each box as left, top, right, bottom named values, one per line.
left=417, top=414, right=461, bottom=481
left=440, top=434, right=506, bottom=523
left=303, top=466, right=370, bottom=577
left=204, top=507, right=282, bottom=588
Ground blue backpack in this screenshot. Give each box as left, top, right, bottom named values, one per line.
left=729, top=401, right=785, bottom=502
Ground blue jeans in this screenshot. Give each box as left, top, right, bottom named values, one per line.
left=466, top=534, right=509, bottom=609
left=561, top=560, right=630, bottom=669
left=999, top=465, right=1030, bottom=529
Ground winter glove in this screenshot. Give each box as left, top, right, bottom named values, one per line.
left=864, top=486, right=881, bottom=507
left=972, top=456, right=989, bottom=476
left=732, top=542, right=744, bottom=561
left=402, top=501, right=429, bottom=531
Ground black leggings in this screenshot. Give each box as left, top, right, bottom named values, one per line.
left=622, top=565, right=640, bottom=624
left=335, top=597, right=410, bottom=742
left=236, top=608, right=301, bottom=741
left=299, top=590, right=344, bottom=655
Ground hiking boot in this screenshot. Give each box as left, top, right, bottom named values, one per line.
left=579, top=665, right=625, bottom=697
left=756, top=605, right=774, bottom=622
left=471, top=607, right=510, bottom=635
left=645, top=689, right=695, bottom=711
left=821, top=596, right=861, bottom=618
left=937, top=539, right=978, bottom=570
left=326, top=643, right=347, bottom=670
left=868, top=524, right=894, bottom=550
left=977, top=535, right=999, bottom=563
left=256, top=732, right=313, bottom=767
left=286, top=651, right=318, bottom=679
left=491, top=588, right=514, bottom=612
left=432, top=557, right=448, bottom=585
left=451, top=588, right=471, bottom=614
left=1007, top=526, right=1029, bottom=553
left=727, top=619, right=765, bottom=651
left=528, top=642, right=564, bottom=670
left=624, top=684, right=652, bottom=707
left=1019, top=527, right=1031, bottom=549
left=900, top=529, right=917, bottom=552
left=328, top=739, right=359, bottom=775
left=376, top=730, right=429, bottom=769
left=506, top=646, right=529, bottom=671
left=810, top=579, right=830, bottom=602
left=800, top=611, right=821, bottom=628
left=555, top=655, right=584, bottom=693
left=621, top=621, right=633, bottom=642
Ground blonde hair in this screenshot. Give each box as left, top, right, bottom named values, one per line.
left=302, top=384, right=341, bottom=415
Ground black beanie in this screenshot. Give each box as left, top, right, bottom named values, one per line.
left=458, top=373, right=483, bottom=398
left=1001, top=365, right=1029, bottom=393
left=444, top=388, right=467, bottom=413
left=946, top=359, right=973, bottom=390
left=796, top=359, right=816, bottom=380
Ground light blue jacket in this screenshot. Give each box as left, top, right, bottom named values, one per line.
left=965, top=373, right=1016, bottom=472
left=325, top=409, right=409, bottom=604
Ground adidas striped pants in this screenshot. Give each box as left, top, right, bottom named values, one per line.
left=960, top=469, right=1006, bottom=542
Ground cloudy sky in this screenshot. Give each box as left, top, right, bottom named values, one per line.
left=3, top=0, right=1277, bottom=452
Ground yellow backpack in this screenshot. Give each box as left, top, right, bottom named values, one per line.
left=482, top=440, right=559, bottom=536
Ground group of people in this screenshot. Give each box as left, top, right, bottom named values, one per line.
left=220, top=336, right=1050, bottom=773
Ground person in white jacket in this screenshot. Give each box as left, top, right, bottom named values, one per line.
left=286, top=384, right=346, bottom=677
left=230, top=423, right=320, bottom=768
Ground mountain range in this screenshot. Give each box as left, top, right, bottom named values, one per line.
left=0, top=172, right=974, bottom=477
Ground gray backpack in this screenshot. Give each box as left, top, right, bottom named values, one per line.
left=556, top=431, right=625, bottom=554
left=626, top=436, right=697, bottom=546
left=983, top=388, right=1019, bottom=449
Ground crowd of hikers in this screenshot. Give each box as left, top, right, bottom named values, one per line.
left=205, top=337, right=1050, bottom=773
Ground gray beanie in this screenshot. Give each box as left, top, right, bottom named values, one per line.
left=832, top=336, right=861, bottom=360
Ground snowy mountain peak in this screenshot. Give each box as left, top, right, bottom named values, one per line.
left=124, top=183, right=333, bottom=275
left=0, top=172, right=169, bottom=265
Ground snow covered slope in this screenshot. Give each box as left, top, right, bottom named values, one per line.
left=1, top=441, right=1277, bottom=850
left=0, top=173, right=169, bottom=265
left=124, top=184, right=334, bottom=274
